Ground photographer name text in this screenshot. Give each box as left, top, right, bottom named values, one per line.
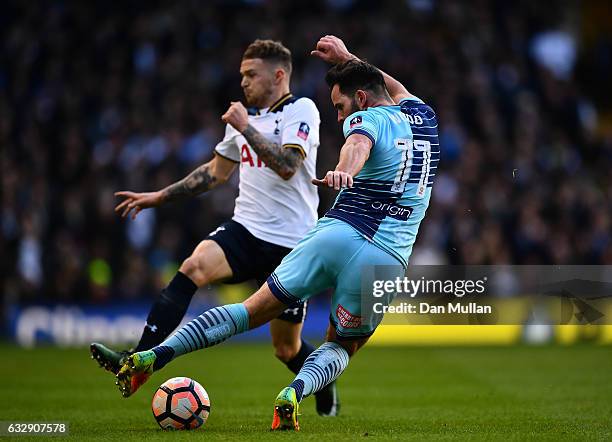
left=373, top=302, right=492, bottom=314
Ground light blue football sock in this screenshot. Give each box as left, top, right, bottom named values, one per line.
left=288, top=342, right=349, bottom=402
left=150, top=303, right=249, bottom=370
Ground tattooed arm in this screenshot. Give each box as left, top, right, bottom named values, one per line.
left=242, top=124, right=304, bottom=180
left=114, top=154, right=237, bottom=219
left=161, top=154, right=237, bottom=201
left=221, top=101, right=305, bottom=180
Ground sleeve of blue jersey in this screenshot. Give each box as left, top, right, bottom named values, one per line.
left=342, top=110, right=379, bottom=145
left=399, top=95, right=424, bottom=104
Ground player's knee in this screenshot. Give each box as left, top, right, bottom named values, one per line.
left=336, top=341, right=357, bottom=357
left=331, top=337, right=368, bottom=357
left=179, top=254, right=209, bottom=286
left=273, top=341, right=300, bottom=363
left=326, top=324, right=368, bottom=356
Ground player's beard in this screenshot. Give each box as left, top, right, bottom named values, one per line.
left=347, top=98, right=361, bottom=116
left=243, top=91, right=257, bottom=107
left=244, top=82, right=274, bottom=108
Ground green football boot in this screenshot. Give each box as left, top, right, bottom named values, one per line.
left=90, top=343, right=132, bottom=374
left=115, top=351, right=157, bottom=398
left=270, top=387, right=300, bottom=431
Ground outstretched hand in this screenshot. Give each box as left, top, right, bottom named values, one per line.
left=312, top=171, right=353, bottom=190
left=311, top=35, right=357, bottom=65
left=114, top=191, right=164, bottom=220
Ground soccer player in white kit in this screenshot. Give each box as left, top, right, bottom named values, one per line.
left=90, top=39, right=339, bottom=415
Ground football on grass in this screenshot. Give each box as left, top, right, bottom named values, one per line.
left=151, top=377, right=210, bottom=430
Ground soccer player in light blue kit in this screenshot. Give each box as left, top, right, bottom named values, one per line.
left=115, top=36, right=440, bottom=431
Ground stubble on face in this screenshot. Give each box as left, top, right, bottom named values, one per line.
left=240, top=58, right=275, bottom=108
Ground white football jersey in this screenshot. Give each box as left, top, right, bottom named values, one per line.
left=214, top=94, right=320, bottom=248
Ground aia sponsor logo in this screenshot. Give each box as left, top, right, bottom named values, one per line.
left=241, top=144, right=267, bottom=167
left=336, top=304, right=361, bottom=328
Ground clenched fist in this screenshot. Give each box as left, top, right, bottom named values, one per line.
left=221, top=101, right=249, bottom=133
left=311, top=35, right=357, bottom=65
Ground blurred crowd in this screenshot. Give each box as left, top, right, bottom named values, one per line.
left=2, top=0, right=612, bottom=303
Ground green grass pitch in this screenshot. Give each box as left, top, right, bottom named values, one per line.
left=1, top=343, right=611, bottom=441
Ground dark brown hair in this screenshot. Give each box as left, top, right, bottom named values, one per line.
left=242, top=39, right=292, bottom=74
left=325, top=59, right=387, bottom=97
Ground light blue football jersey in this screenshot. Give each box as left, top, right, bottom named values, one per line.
left=324, top=97, right=440, bottom=267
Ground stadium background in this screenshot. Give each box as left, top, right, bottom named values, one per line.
left=3, top=4, right=611, bottom=440
left=2, top=0, right=612, bottom=347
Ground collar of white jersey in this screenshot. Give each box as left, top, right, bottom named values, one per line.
left=249, top=93, right=296, bottom=116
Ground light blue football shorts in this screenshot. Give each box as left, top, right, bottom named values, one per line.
left=266, top=217, right=404, bottom=340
